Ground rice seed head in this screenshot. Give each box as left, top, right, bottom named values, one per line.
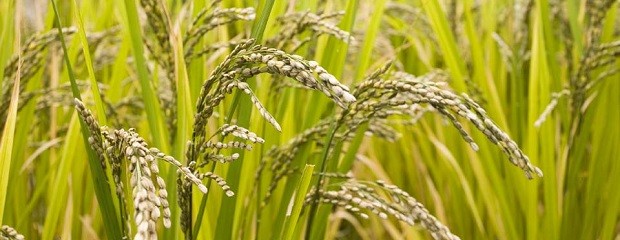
left=74, top=98, right=108, bottom=171
left=194, top=38, right=355, bottom=122
left=203, top=141, right=253, bottom=151
left=305, top=180, right=460, bottom=240
left=554, top=0, right=618, bottom=121
left=110, top=129, right=163, bottom=239
left=140, top=0, right=172, bottom=72
left=375, top=180, right=460, bottom=240
left=74, top=99, right=212, bottom=238
left=204, top=152, right=241, bottom=163
left=220, top=124, right=265, bottom=143
left=198, top=172, right=235, bottom=197
left=191, top=39, right=355, bottom=158
left=355, top=69, right=542, bottom=178
left=266, top=65, right=542, bottom=179
left=1, top=225, right=25, bottom=240
left=103, top=128, right=208, bottom=239
left=2, top=27, right=76, bottom=82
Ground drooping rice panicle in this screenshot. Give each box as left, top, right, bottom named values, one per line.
left=104, top=128, right=208, bottom=239
left=264, top=63, right=541, bottom=205
left=305, top=179, right=461, bottom=240
left=190, top=39, right=355, bottom=164
left=74, top=100, right=209, bottom=239
left=197, top=171, right=235, bottom=197
left=74, top=99, right=108, bottom=170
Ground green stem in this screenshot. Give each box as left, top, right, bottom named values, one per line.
left=304, top=121, right=341, bottom=239
left=51, top=0, right=122, bottom=238
left=122, top=0, right=170, bottom=151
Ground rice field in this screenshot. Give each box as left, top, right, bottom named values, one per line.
left=1, top=0, right=619, bottom=239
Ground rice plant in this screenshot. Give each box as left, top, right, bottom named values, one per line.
left=1, top=0, right=619, bottom=240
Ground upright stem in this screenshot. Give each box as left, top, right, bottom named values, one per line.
left=304, top=121, right=341, bottom=239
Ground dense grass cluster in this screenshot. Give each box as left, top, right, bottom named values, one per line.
left=0, top=0, right=619, bottom=240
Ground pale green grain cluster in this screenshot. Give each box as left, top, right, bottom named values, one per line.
left=385, top=2, right=434, bottom=41
left=536, top=0, right=620, bottom=126
left=266, top=10, right=353, bottom=49
left=139, top=0, right=178, bottom=138
left=184, top=0, right=255, bottom=60
left=0, top=27, right=123, bottom=130
left=0, top=28, right=76, bottom=126
left=140, top=0, right=173, bottom=77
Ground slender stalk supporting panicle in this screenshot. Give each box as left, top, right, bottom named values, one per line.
left=1, top=225, right=25, bottom=240
left=305, top=179, right=460, bottom=240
